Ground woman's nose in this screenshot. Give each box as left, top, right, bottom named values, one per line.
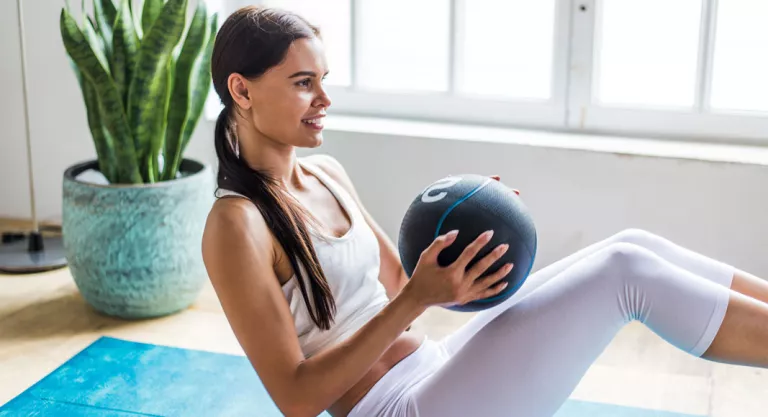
left=316, top=87, right=331, bottom=108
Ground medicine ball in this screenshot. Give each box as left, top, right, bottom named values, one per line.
left=397, top=174, right=537, bottom=312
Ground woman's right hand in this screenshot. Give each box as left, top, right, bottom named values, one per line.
left=403, top=229, right=514, bottom=309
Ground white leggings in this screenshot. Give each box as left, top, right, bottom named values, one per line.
left=348, top=229, right=735, bottom=417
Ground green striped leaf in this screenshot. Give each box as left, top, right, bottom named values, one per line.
left=61, top=8, right=141, bottom=184
left=83, top=78, right=119, bottom=183
left=90, top=17, right=111, bottom=64
left=149, top=61, right=172, bottom=183
left=69, top=57, right=118, bottom=183
left=141, top=0, right=164, bottom=36
left=83, top=16, right=109, bottom=73
left=127, top=0, right=187, bottom=182
left=162, top=1, right=208, bottom=180
left=94, top=0, right=117, bottom=28
left=111, top=0, right=139, bottom=107
left=131, top=0, right=143, bottom=37
left=178, top=14, right=217, bottom=157
left=93, top=0, right=117, bottom=59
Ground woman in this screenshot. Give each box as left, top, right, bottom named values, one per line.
left=201, top=6, right=768, bottom=417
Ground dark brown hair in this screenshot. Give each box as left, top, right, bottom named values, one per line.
left=211, top=6, right=336, bottom=330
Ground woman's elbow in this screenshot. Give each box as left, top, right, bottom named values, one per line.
left=278, top=367, right=330, bottom=417
left=277, top=392, right=325, bottom=417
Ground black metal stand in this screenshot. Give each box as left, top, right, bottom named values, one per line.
left=0, top=0, right=69, bottom=274
left=0, top=230, right=67, bottom=273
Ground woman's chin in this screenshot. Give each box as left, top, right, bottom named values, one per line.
left=309, top=132, right=323, bottom=148
left=300, top=133, right=323, bottom=148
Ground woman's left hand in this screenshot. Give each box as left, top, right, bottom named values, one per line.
left=490, top=175, right=520, bottom=196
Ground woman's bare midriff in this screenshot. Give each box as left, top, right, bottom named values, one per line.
left=266, top=209, right=423, bottom=417
left=327, top=332, right=424, bottom=417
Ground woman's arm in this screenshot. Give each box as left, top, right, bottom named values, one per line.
left=311, top=156, right=520, bottom=298
left=202, top=198, right=425, bottom=417
left=306, top=154, right=409, bottom=300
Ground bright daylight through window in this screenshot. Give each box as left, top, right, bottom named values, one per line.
left=214, top=0, right=768, bottom=143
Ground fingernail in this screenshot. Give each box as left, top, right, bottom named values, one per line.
left=485, top=230, right=494, bottom=238
left=497, top=244, right=509, bottom=252
left=447, top=230, right=459, bottom=237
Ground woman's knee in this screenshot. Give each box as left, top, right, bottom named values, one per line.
left=595, top=242, right=658, bottom=281
left=610, top=228, right=662, bottom=248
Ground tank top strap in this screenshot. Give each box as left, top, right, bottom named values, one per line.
left=214, top=159, right=364, bottom=224
left=215, top=188, right=248, bottom=199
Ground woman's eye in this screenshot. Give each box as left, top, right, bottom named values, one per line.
left=298, top=78, right=311, bottom=88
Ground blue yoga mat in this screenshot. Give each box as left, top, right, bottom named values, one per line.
left=0, top=337, right=703, bottom=417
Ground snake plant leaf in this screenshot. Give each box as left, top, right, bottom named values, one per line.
left=69, top=57, right=118, bottom=183
left=68, top=56, right=83, bottom=88
left=130, top=0, right=143, bottom=37
left=90, top=17, right=111, bottom=64
left=61, top=8, right=141, bottom=183
left=83, top=79, right=119, bottom=183
left=177, top=13, right=217, bottom=167
left=141, top=0, right=164, bottom=36
left=93, top=0, right=117, bottom=58
left=111, top=0, right=139, bottom=107
left=127, top=0, right=187, bottom=181
left=83, top=16, right=109, bottom=74
left=162, top=1, right=208, bottom=180
left=149, top=61, right=172, bottom=182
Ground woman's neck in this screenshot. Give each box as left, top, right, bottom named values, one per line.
left=234, top=117, right=305, bottom=190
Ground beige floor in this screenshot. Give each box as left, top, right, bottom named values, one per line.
left=2, top=236, right=767, bottom=415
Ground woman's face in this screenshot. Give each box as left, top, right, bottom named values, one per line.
left=232, top=37, right=331, bottom=148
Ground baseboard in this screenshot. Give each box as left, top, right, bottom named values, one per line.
left=0, top=217, right=62, bottom=236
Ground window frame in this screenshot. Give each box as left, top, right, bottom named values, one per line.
left=217, top=0, right=768, bottom=144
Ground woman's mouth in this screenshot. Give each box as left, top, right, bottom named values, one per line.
left=302, top=117, right=324, bottom=130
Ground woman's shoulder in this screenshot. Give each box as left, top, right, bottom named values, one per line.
left=205, top=195, right=275, bottom=256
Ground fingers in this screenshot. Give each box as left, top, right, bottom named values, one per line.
left=421, top=230, right=459, bottom=263
left=453, top=230, right=494, bottom=269
left=473, top=262, right=514, bottom=298
left=466, top=242, right=508, bottom=279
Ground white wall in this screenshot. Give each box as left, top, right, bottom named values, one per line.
left=2, top=0, right=768, bottom=276
left=0, top=0, right=32, bottom=219
left=298, top=130, right=768, bottom=276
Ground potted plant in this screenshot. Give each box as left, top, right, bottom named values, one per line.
left=59, top=0, right=218, bottom=319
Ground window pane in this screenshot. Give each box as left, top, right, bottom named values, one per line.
left=204, top=0, right=224, bottom=14
left=460, top=0, right=555, bottom=100
left=263, top=0, right=351, bottom=86
left=595, top=0, right=701, bottom=108
left=710, top=0, right=768, bottom=112
left=357, top=0, right=450, bottom=92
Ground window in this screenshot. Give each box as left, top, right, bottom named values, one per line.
left=710, top=0, right=768, bottom=113
left=594, top=0, right=702, bottom=109
left=262, top=0, right=352, bottom=87
left=216, top=0, right=768, bottom=143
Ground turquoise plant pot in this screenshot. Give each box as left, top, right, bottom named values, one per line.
left=62, top=159, right=214, bottom=319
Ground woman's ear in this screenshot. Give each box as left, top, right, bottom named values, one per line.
left=228, top=73, right=252, bottom=110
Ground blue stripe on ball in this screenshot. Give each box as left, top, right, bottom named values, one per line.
left=433, top=178, right=494, bottom=240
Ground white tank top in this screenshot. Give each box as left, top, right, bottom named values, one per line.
left=215, top=159, right=391, bottom=358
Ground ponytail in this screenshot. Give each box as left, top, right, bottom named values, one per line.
left=213, top=105, right=337, bottom=330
